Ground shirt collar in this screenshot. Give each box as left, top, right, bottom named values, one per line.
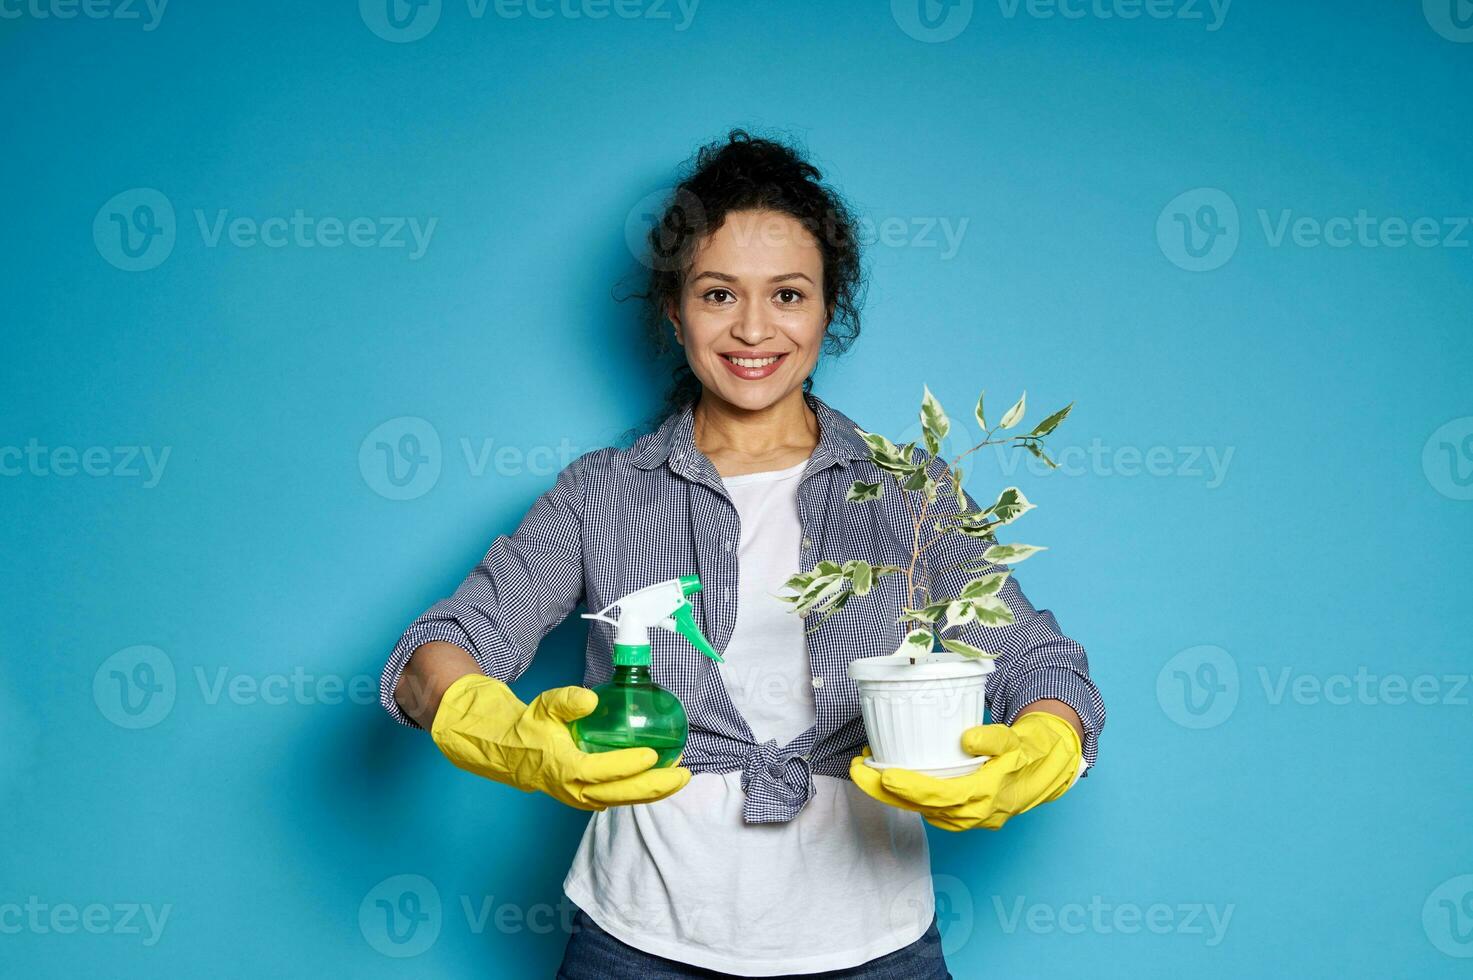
left=630, top=391, right=872, bottom=473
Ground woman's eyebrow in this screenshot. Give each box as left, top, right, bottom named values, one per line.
left=691, top=271, right=815, bottom=284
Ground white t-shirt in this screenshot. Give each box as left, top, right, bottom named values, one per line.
left=563, top=458, right=935, bottom=976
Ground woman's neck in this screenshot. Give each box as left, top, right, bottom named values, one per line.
left=693, top=388, right=820, bottom=478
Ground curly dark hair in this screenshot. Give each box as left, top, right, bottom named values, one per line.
left=622, top=128, right=868, bottom=437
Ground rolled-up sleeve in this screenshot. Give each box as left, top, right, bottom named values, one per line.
left=907, top=453, right=1107, bottom=771
left=378, top=452, right=590, bottom=728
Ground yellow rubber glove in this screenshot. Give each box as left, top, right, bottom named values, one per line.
left=430, top=673, right=692, bottom=811
left=850, top=711, right=1082, bottom=831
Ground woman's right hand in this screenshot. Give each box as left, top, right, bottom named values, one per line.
left=429, top=673, right=692, bottom=811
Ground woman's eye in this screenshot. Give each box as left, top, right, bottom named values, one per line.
left=702, top=288, right=734, bottom=304
left=775, top=288, right=804, bottom=304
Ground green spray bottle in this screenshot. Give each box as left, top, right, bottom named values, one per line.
left=570, top=575, right=723, bottom=768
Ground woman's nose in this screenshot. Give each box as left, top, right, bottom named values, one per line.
left=731, top=308, right=773, bottom=344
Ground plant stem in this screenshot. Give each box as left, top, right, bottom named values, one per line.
left=898, top=428, right=1039, bottom=608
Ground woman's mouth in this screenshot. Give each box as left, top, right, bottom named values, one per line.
left=719, top=351, right=788, bottom=380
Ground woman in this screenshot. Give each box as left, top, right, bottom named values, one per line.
left=380, top=130, right=1106, bottom=978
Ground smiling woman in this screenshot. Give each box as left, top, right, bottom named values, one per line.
left=383, top=129, right=1103, bottom=979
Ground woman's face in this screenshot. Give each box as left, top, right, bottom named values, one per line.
left=669, top=209, right=828, bottom=412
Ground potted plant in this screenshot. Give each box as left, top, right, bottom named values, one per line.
left=776, top=386, right=1073, bottom=777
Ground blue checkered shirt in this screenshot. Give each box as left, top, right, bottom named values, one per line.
left=380, top=392, right=1106, bottom=823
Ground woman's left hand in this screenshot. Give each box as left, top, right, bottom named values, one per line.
left=849, top=711, right=1082, bottom=831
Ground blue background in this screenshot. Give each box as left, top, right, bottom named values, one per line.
left=3, top=0, right=1471, bottom=976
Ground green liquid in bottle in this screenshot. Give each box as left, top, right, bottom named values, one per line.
left=569, top=665, right=688, bottom=768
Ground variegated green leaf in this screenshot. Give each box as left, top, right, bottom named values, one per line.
left=999, top=391, right=1027, bottom=430
left=939, top=637, right=998, bottom=660
left=970, top=595, right=1015, bottom=627
left=1024, top=442, right=1058, bottom=469
left=899, top=628, right=934, bottom=653
left=946, top=600, right=977, bottom=626
left=900, top=606, right=939, bottom=625
left=1029, top=402, right=1073, bottom=438
left=974, top=391, right=986, bottom=431
left=847, top=480, right=882, bottom=501
left=959, top=571, right=1009, bottom=599
left=920, top=385, right=950, bottom=457
left=985, top=486, right=1034, bottom=524
left=983, top=542, right=1047, bottom=564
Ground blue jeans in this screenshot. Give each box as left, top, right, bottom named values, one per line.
left=555, top=906, right=953, bottom=979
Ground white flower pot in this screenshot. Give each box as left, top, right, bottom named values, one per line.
left=848, top=650, right=996, bottom=778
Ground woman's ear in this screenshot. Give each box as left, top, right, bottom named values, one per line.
left=666, top=299, right=684, bottom=346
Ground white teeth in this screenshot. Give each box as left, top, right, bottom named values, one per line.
left=729, top=355, right=780, bottom=368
